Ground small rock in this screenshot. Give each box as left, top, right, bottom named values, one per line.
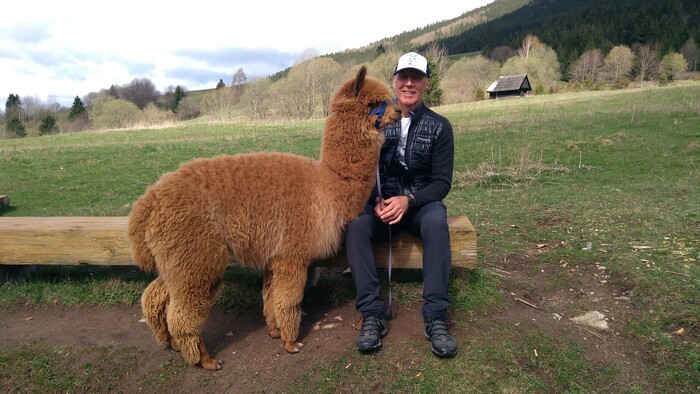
left=570, top=311, right=610, bottom=331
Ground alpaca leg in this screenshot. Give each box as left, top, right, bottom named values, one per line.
left=270, top=260, right=308, bottom=353
left=262, top=268, right=280, bottom=338
left=141, top=277, right=171, bottom=346
left=165, top=251, right=227, bottom=371
left=167, top=280, right=223, bottom=371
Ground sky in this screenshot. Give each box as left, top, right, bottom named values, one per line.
left=1, top=0, right=494, bottom=107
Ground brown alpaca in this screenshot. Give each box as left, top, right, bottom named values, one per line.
left=127, top=66, right=400, bottom=370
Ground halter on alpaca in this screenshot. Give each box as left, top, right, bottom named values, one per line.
left=369, top=101, right=388, bottom=129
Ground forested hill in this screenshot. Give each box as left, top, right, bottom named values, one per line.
left=437, top=0, right=700, bottom=69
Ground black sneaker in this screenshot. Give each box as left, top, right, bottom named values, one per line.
left=356, top=314, right=387, bottom=352
left=424, top=318, right=457, bottom=358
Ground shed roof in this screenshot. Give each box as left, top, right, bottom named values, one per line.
left=487, top=74, right=531, bottom=93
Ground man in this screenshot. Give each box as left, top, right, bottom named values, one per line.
left=345, top=52, right=456, bottom=358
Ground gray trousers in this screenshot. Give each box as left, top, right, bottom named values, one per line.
left=345, top=200, right=451, bottom=322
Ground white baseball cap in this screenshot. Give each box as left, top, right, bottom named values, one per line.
left=394, top=52, right=430, bottom=77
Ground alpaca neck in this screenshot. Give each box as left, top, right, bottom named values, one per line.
left=318, top=122, right=381, bottom=220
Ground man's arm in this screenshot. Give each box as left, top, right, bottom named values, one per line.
left=412, top=120, right=454, bottom=207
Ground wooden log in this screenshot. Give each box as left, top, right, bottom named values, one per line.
left=0, top=216, right=477, bottom=269
left=0, top=195, right=9, bottom=209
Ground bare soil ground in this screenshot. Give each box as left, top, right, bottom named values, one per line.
left=0, top=255, right=662, bottom=392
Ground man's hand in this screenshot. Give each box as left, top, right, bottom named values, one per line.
left=374, top=195, right=410, bottom=225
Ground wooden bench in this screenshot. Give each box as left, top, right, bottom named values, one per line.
left=0, top=216, right=476, bottom=269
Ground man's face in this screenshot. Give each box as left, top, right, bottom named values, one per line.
left=393, top=70, right=430, bottom=111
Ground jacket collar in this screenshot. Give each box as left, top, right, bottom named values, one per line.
left=404, top=100, right=426, bottom=122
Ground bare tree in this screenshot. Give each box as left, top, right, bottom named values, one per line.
left=279, top=49, right=324, bottom=119
left=107, top=85, right=120, bottom=98
left=368, top=49, right=403, bottom=86
left=88, top=94, right=143, bottom=130
left=271, top=67, right=315, bottom=119
left=490, top=45, right=516, bottom=64
left=46, top=96, right=60, bottom=113
left=310, top=58, right=343, bottom=116
left=568, top=49, right=603, bottom=84
left=121, top=78, right=160, bottom=109
left=175, top=96, right=200, bottom=120
left=232, top=68, right=247, bottom=86
left=200, top=87, right=238, bottom=121
left=443, top=55, right=500, bottom=104
left=518, top=34, right=542, bottom=59
left=21, top=95, right=41, bottom=122
left=502, top=36, right=560, bottom=92
left=241, top=77, right=272, bottom=120
left=231, top=68, right=247, bottom=103
left=295, top=48, right=320, bottom=65
left=426, top=42, right=449, bottom=78
left=660, top=52, right=689, bottom=81
left=270, top=77, right=299, bottom=119
left=635, top=45, right=658, bottom=83
left=603, top=45, right=635, bottom=84
left=681, top=38, right=698, bottom=72
left=142, top=102, right=175, bottom=126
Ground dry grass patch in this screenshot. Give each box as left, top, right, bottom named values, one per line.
left=455, top=145, right=570, bottom=189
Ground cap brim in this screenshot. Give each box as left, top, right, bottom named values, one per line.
left=394, top=67, right=428, bottom=76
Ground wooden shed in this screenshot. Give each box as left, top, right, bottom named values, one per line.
left=487, top=74, right=532, bottom=99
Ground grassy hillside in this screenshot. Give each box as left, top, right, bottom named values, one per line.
left=1, top=82, right=699, bottom=392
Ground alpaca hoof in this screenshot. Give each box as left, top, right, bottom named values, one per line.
left=201, top=358, right=223, bottom=371
left=169, top=338, right=181, bottom=352
left=269, top=328, right=281, bottom=339
left=283, top=341, right=304, bottom=353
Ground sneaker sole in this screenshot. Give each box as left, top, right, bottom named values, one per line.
left=429, top=343, right=457, bottom=358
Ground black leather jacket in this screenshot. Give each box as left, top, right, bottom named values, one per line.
left=372, top=101, right=454, bottom=208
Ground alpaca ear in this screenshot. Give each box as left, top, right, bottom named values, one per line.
left=354, top=66, right=367, bottom=96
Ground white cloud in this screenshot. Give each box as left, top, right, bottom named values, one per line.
left=0, top=0, right=494, bottom=107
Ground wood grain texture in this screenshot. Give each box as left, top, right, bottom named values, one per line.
left=0, top=216, right=477, bottom=269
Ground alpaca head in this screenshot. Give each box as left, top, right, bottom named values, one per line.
left=330, top=66, right=401, bottom=131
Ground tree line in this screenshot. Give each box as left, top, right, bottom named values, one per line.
left=2, top=34, right=697, bottom=139
left=438, top=0, right=700, bottom=75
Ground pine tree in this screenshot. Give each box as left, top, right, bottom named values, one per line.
left=170, top=85, right=186, bottom=113
left=424, top=57, right=443, bottom=106
left=5, top=94, right=22, bottom=119
left=5, top=93, right=21, bottom=110
left=39, top=114, right=59, bottom=135
left=4, top=94, right=25, bottom=137
left=7, top=116, right=26, bottom=138
left=68, top=96, right=87, bottom=120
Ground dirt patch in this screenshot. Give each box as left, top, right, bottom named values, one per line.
left=487, top=247, right=652, bottom=389
left=0, top=297, right=435, bottom=392
left=0, top=248, right=661, bottom=391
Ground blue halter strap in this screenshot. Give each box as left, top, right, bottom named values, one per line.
left=368, top=101, right=388, bottom=129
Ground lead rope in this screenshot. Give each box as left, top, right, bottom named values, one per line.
left=376, top=166, right=393, bottom=320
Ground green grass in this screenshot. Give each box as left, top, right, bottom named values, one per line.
left=0, top=345, right=143, bottom=392
left=1, top=81, right=699, bottom=392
